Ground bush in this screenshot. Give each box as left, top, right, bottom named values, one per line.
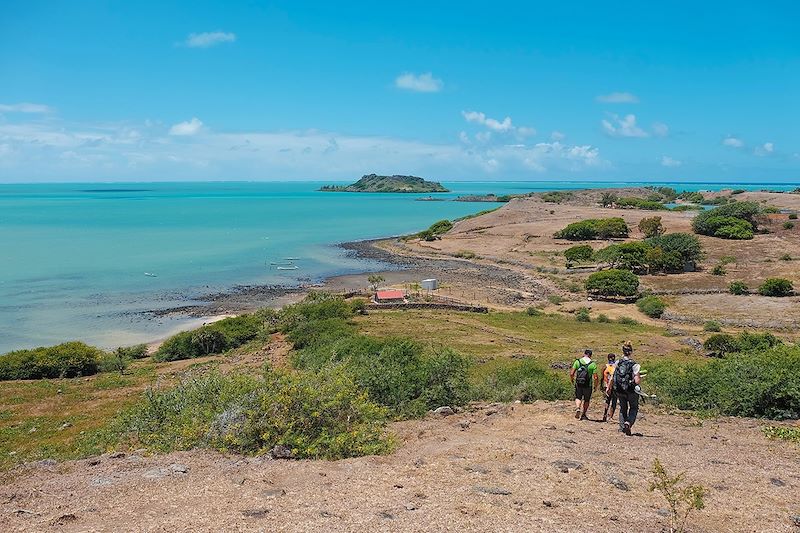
left=783, top=222, right=795, bottom=230
left=646, top=233, right=704, bottom=265
left=472, top=358, right=570, bottom=403
left=639, top=216, right=665, bottom=238
left=636, top=295, right=666, bottom=318
left=564, top=244, right=593, bottom=263
left=648, top=345, right=800, bottom=419
left=728, top=280, right=748, bottom=295
left=692, top=201, right=761, bottom=239
left=758, top=278, right=794, bottom=297
left=585, top=269, right=640, bottom=297
left=114, top=368, right=391, bottom=459
left=702, top=333, right=739, bottom=355
left=541, top=191, right=573, bottom=203
left=454, top=250, right=477, bottom=259
left=554, top=218, right=628, bottom=240
left=575, top=307, right=591, bottom=322
left=118, top=344, right=148, bottom=359
left=153, top=313, right=269, bottom=362
left=547, top=294, right=563, bottom=305
left=0, top=341, right=103, bottom=380
left=703, top=321, right=722, bottom=332
left=593, top=242, right=650, bottom=273
left=615, top=197, right=666, bottom=210
left=600, top=191, right=617, bottom=207
left=525, top=307, right=542, bottom=317
left=789, top=213, right=798, bottom=220
left=554, top=220, right=598, bottom=240
left=780, top=253, right=792, bottom=261
left=597, top=313, right=611, bottom=323
left=711, top=264, right=726, bottom=276
left=616, top=316, right=640, bottom=325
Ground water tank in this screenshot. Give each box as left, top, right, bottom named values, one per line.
left=421, top=278, right=439, bottom=290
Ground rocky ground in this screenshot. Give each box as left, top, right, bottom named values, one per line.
left=2, top=402, right=798, bottom=532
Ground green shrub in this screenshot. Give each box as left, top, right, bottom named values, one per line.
left=525, top=307, right=542, bottom=317
left=639, top=216, right=665, bottom=238
left=762, top=426, right=800, bottom=443
left=454, top=250, right=477, bottom=259
left=597, top=313, right=611, bottom=323
left=636, top=295, right=666, bottom=318
left=0, top=341, right=103, bottom=380
left=575, top=307, right=591, bottom=322
left=554, top=220, right=598, bottom=240
left=564, top=244, right=593, bottom=263
left=731, top=189, right=746, bottom=195
left=153, top=313, right=269, bottom=362
left=711, top=264, right=726, bottom=276
left=728, top=280, right=748, bottom=295
left=783, top=222, right=795, bottom=230
left=593, top=242, right=650, bottom=273
left=472, top=358, right=570, bottom=403
left=692, top=201, right=761, bottom=239
left=541, top=191, right=573, bottom=203
left=113, top=368, right=391, bottom=459
left=789, top=213, right=798, bottom=220
left=703, top=321, right=722, bottom=332
left=118, top=344, right=148, bottom=359
left=615, top=197, right=666, bottom=210
left=554, top=218, right=628, bottom=240
left=646, top=233, right=704, bottom=265
left=547, top=294, right=563, bottom=305
left=702, top=333, right=739, bottom=355
left=585, top=269, right=640, bottom=297
left=780, top=253, right=792, bottom=261
left=616, top=316, right=640, bottom=325
left=600, top=191, right=617, bottom=207
left=648, top=345, right=800, bottom=419
left=758, top=278, right=794, bottom=297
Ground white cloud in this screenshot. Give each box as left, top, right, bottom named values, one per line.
left=755, top=142, right=775, bottom=156
left=661, top=155, right=682, bottom=167
left=601, top=114, right=648, bottom=138
left=0, top=116, right=606, bottom=181
left=0, top=103, right=52, bottom=113
left=183, top=31, right=236, bottom=48
left=596, top=92, right=639, bottom=104
left=169, top=118, right=204, bottom=136
left=461, top=110, right=535, bottom=137
left=722, top=136, right=744, bottom=148
left=550, top=131, right=566, bottom=141
left=652, top=122, right=669, bottom=137
left=394, top=72, right=443, bottom=93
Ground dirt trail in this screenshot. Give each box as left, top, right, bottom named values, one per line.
left=2, top=402, right=797, bottom=532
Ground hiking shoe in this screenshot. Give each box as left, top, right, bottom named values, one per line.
left=623, top=422, right=631, bottom=436
left=580, top=414, right=589, bottom=421
left=574, top=408, right=581, bottom=419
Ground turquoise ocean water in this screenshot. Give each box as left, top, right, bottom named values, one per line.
left=1, top=180, right=797, bottom=353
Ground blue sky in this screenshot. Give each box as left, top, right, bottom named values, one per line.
left=1, top=1, right=798, bottom=182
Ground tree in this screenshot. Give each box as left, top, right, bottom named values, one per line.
left=646, top=233, right=704, bottom=265
left=638, top=216, right=665, bottom=238
left=564, top=244, right=593, bottom=264
left=368, top=274, right=385, bottom=291
left=594, top=217, right=629, bottom=239
left=585, top=269, right=640, bottom=297
left=692, top=201, right=761, bottom=239
left=600, top=191, right=617, bottom=207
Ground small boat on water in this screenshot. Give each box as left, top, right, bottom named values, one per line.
left=144, top=272, right=158, bottom=277
left=284, top=257, right=300, bottom=260
left=276, top=265, right=299, bottom=270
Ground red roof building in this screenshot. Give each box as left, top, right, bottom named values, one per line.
left=374, top=289, right=405, bottom=303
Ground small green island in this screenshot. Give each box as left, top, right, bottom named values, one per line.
left=319, top=174, right=449, bottom=193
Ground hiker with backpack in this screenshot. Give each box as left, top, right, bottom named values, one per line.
left=609, top=347, right=642, bottom=435
left=570, top=349, right=599, bottom=420
left=601, top=353, right=617, bottom=422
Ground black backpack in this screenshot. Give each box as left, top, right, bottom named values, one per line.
left=614, top=358, right=636, bottom=393
left=575, top=360, right=591, bottom=387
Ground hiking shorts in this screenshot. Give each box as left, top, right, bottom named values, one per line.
left=574, top=385, right=592, bottom=402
